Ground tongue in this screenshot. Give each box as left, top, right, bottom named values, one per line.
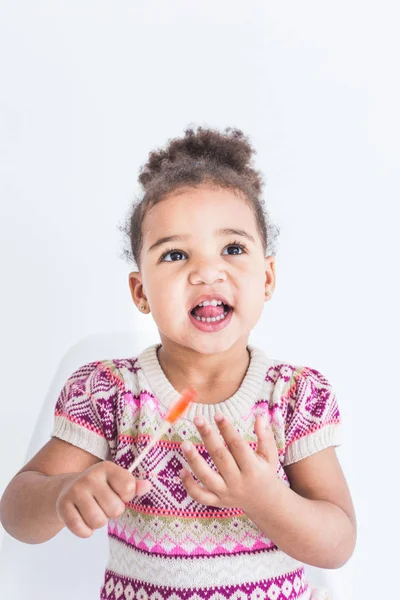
left=192, top=305, right=225, bottom=318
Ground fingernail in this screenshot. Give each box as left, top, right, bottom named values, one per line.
left=214, top=412, right=224, bottom=423
left=260, top=412, right=271, bottom=424
left=182, top=440, right=193, bottom=452
left=137, top=481, right=152, bottom=495
left=194, top=416, right=205, bottom=427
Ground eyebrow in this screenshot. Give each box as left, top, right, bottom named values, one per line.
left=148, top=228, right=257, bottom=252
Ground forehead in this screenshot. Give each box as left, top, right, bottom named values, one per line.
left=142, top=186, right=257, bottom=240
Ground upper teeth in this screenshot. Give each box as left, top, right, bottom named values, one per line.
left=197, top=300, right=223, bottom=307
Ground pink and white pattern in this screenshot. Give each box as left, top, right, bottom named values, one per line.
left=53, top=343, right=341, bottom=600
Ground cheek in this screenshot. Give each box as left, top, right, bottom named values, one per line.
left=240, top=276, right=267, bottom=317
left=150, top=286, right=185, bottom=320
left=241, top=267, right=266, bottom=295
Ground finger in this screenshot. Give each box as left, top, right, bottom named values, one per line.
left=94, top=480, right=152, bottom=520
left=92, top=487, right=126, bottom=520
left=181, top=438, right=225, bottom=493
left=60, top=502, right=94, bottom=538
left=135, top=479, right=153, bottom=497
left=255, top=414, right=278, bottom=463
left=106, top=465, right=138, bottom=502
left=75, top=492, right=109, bottom=531
left=180, top=468, right=220, bottom=506
left=193, top=415, right=240, bottom=481
left=213, top=412, right=256, bottom=472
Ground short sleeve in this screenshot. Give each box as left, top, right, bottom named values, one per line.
left=52, top=360, right=120, bottom=460
left=283, top=366, right=342, bottom=467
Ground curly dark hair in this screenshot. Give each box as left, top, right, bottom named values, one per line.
left=118, top=125, right=280, bottom=270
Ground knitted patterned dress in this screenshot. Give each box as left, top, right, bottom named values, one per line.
left=52, top=343, right=341, bottom=600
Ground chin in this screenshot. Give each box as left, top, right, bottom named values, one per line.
left=186, top=335, right=244, bottom=356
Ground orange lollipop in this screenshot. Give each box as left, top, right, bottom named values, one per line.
left=128, top=388, right=197, bottom=474
left=164, top=387, right=197, bottom=423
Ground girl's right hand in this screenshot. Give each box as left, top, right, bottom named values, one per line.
left=55, top=461, right=151, bottom=538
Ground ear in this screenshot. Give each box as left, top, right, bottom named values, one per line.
left=264, top=256, right=276, bottom=294
left=128, top=272, right=146, bottom=306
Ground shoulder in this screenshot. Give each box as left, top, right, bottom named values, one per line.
left=270, top=360, right=340, bottom=428
left=62, top=358, right=131, bottom=390
left=83, top=355, right=143, bottom=383
left=56, top=356, right=143, bottom=413
left=262, top=357, right=337, bottom=409
left=254, top=355, right=341, bottom=462
left=282, top=363, right=339, bottom=422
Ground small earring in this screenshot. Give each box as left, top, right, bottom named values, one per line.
left=140, top=305, right=146, bottom=310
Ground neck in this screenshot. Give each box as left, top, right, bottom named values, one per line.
left=156, top=338, right=251, bottom=400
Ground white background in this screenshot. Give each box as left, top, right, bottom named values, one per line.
left=1, top=2, right=399, bottom=599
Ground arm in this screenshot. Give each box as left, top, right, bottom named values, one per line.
left=0, top=438, right=101, bottom=544
left=243, top=447, right=357, bottom=569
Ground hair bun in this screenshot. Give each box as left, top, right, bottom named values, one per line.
left=139, top=126, right=256, bottom=187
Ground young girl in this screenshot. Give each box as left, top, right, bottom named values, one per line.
left=0, top=126, right=357, bottom=600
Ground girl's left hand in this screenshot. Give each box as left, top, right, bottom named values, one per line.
left=180, top=412, right=280, bottom=511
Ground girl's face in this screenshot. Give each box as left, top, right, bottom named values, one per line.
left=129, top=185, right=275, bottom=356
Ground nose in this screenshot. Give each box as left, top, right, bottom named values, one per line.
left=189, top=259, right=228, bottom=285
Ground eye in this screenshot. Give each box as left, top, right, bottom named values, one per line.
left=222, top=242, right=247, bottom=256
left=160, top=248, right=187, bottom=262
left=159, top=241, right=248, bottom=263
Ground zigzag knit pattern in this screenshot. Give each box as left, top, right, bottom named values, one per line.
left=53, top=343, right=341, bottom=600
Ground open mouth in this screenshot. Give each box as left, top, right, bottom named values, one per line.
left=190, top=302, right=233, bottom=323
